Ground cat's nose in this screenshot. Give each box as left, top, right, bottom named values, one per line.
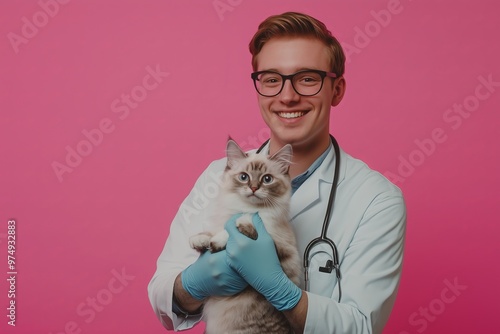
left=250, top=186, right=258, bottom=193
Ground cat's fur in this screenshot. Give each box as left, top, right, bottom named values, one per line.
left=189, top=139, right=301, bottom=334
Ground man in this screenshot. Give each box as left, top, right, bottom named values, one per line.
left=148, top=12, right=406, bottom=333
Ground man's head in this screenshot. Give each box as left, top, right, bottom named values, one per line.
left=248, top=12, right=346, bottom=153
left=249, top=12, right=345, bottom=77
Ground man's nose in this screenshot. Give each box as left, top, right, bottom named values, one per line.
left=279, top=79, right=300, bottom=104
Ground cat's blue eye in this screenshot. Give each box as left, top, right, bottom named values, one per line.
left=238, top=173, right=249, bottom=182
left=262, top=174, right=273, bottom=184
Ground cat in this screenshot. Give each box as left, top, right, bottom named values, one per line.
left=189, top=138, right=301, bottom=334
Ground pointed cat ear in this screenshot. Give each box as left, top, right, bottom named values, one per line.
left=269, top=144, right=293, bottom=174
left=226, top=139, right=247, bottom=169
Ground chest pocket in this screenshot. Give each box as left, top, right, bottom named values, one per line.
left=307, top=243, right=338, bottom=298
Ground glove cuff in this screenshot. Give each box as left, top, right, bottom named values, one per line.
left=266, top=276, right=302, bottom=311
left=181, top=268, right=205, bottom=301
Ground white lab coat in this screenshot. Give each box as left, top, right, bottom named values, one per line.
left=148, top=143, right=406, bottom=333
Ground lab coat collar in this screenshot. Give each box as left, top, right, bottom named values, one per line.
left=290, top=141, right=347, bottom=220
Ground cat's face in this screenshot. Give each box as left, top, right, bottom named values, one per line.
left=223, top=140, right=292, bottom=207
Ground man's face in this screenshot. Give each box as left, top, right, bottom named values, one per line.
left=254, top=37, right=344, bottom=150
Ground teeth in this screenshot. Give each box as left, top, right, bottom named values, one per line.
left=278, top=111, right=305, bottom=119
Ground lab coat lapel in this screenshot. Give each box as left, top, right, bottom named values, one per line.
left=290, top=144, right=347, bottom=221
left=291, top=145, right=331, bottom=220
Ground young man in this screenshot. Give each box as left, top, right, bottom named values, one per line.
left=148, top=12, right=406, bottom=333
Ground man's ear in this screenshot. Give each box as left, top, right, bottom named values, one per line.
left=331, top=76, right=346, bottom=107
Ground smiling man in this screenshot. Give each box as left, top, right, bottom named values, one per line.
left=149, top=12, right=406, bottom=334
left=251, top=35, right=345, bottom=179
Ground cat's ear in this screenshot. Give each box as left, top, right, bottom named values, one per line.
left=226, top=139, right=247, bottom=169
left=270, top=144, right=293, bottom=174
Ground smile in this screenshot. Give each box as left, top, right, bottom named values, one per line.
left=278, top=111, right=306, bottom=119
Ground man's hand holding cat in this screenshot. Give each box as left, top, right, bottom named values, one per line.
left=181, top=248, right=248, bottom=300
left=225, top=213, right=302, bottom=311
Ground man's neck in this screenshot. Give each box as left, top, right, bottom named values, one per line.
left=269, top=135, right=331, bottom=179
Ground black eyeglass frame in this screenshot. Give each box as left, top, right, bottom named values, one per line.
left=251, top=69, right=338, bottom=97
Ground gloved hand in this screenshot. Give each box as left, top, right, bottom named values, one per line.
left=181, top=244, right=248, bottom=301
left=224, top=213, right=302, bottom=311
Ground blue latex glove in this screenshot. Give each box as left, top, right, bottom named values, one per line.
left=224, top=213, right=302, bottom=311
left=181, top=245, right=248, bottom=301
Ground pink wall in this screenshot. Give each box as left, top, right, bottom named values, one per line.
left=1, top=1, right=499, bottom=333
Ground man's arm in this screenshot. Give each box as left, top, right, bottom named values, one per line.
left=147, top=205, right=205, bottom=330
left=225, top=190, right=406, bottom=333
left=283, top=291, right=308, bottom=334
left=224, top=214, right=310, bottom=333
left=299, top=192, right=406, bottom=333
left=148, top=160, right=223, bottom=330
left=173, top=273, right=204, bottom=313
left=148, top=159, right=249, bottom=331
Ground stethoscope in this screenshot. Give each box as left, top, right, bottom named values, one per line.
left=256, top=134, right=342, bottom=303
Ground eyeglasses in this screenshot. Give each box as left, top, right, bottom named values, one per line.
left=251, top=69, right=338, bottom=97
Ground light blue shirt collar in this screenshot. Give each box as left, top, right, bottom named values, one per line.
left=291, top=142, right=333, bottom=194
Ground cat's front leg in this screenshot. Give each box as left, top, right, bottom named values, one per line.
left=235, top=214, right=258, bottom=240
left=189, top=232, right=213, bottom=252
left=209, top=214, right=258, bottom=252
left=209, top=230, right=229, bottom=252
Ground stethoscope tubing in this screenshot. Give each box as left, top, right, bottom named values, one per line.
left=257, top=135, right=342, bottom=303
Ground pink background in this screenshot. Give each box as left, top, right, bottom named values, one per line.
left=1, top=1, right=499, bottom=333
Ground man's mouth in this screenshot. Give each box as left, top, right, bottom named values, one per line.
left=277, top=111, right=306, bottom=119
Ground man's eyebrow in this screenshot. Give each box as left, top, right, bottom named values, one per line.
left=259, top=67, right=323, bottom=73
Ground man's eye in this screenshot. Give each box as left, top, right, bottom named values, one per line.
left=262, top=76, right=281, bottom=84
left=298, top=76, right=320, bottom=83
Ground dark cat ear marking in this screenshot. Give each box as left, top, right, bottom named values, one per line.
left=226, top=138, right=247, bottom=169
left=269, top=144, right=293, bottom=174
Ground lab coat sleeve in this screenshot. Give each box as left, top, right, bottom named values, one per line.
left=148, top=160, right=225, bottom=331
left=304, top=188, right=406, bottom=334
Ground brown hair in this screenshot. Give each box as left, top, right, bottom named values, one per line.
left=249, top=12, right=345, bottom=76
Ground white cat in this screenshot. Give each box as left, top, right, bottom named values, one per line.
left=189, top=139, right=301, bottom=334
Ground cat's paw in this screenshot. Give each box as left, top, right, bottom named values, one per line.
left=209, top=230, right=229, bottom=253
left=189, top=232, right=212, bottom=252
left=235, top=214, right=258, bottom=240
